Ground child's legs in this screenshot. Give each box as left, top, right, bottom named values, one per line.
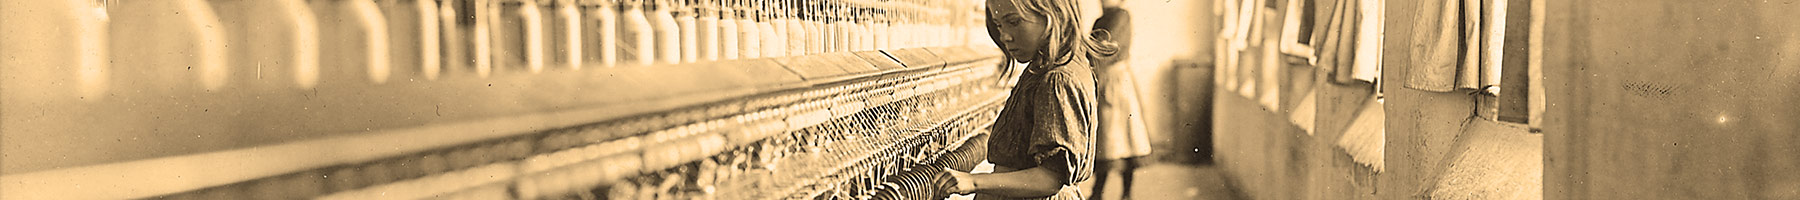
left=1090, top=158, right=1117, bottom=199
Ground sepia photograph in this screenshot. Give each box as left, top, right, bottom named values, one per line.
left=2, top=0, right=1796, bottom=199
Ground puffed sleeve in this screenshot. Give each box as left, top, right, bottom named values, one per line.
left=1028, top=70, right=1098, bottom=185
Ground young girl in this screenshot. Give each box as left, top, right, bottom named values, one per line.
left=938, top=0, right=1116, bottom=199
left=1086, top=1, right=1155, bottom=199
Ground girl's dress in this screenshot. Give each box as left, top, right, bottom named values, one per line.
left=1091, top=7, right=1154, bottom=161
left=982, top=58, right=1100, bottom=200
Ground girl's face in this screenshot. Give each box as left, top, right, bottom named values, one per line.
left=987, top=0, right=1048, bottom=63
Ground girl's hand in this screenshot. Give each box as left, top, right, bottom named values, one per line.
left=939, top=167, right=979, bottom=195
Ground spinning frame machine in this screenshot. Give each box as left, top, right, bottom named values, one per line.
left=2, top=0, right=1005, bottom=199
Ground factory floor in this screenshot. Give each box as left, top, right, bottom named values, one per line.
left=949, top=161, right=1244, bottom=200
left=1082, top=163, right=1244, bottom=200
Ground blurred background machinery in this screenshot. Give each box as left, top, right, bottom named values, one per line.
left=1, top=0, right=1008, bottom=199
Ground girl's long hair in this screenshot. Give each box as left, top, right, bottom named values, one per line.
left=998, top=0, right=1119, bottom=69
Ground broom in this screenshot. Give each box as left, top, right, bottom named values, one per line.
left=1336, top=96, right=1385, bottom=172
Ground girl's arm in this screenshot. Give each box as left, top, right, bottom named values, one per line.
left=946, top=166, right=1066, bottom=198
left=940, top=66, right=1097, bottom=198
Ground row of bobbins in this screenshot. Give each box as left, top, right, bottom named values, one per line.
left=28, top=0, right=983, bottom=101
